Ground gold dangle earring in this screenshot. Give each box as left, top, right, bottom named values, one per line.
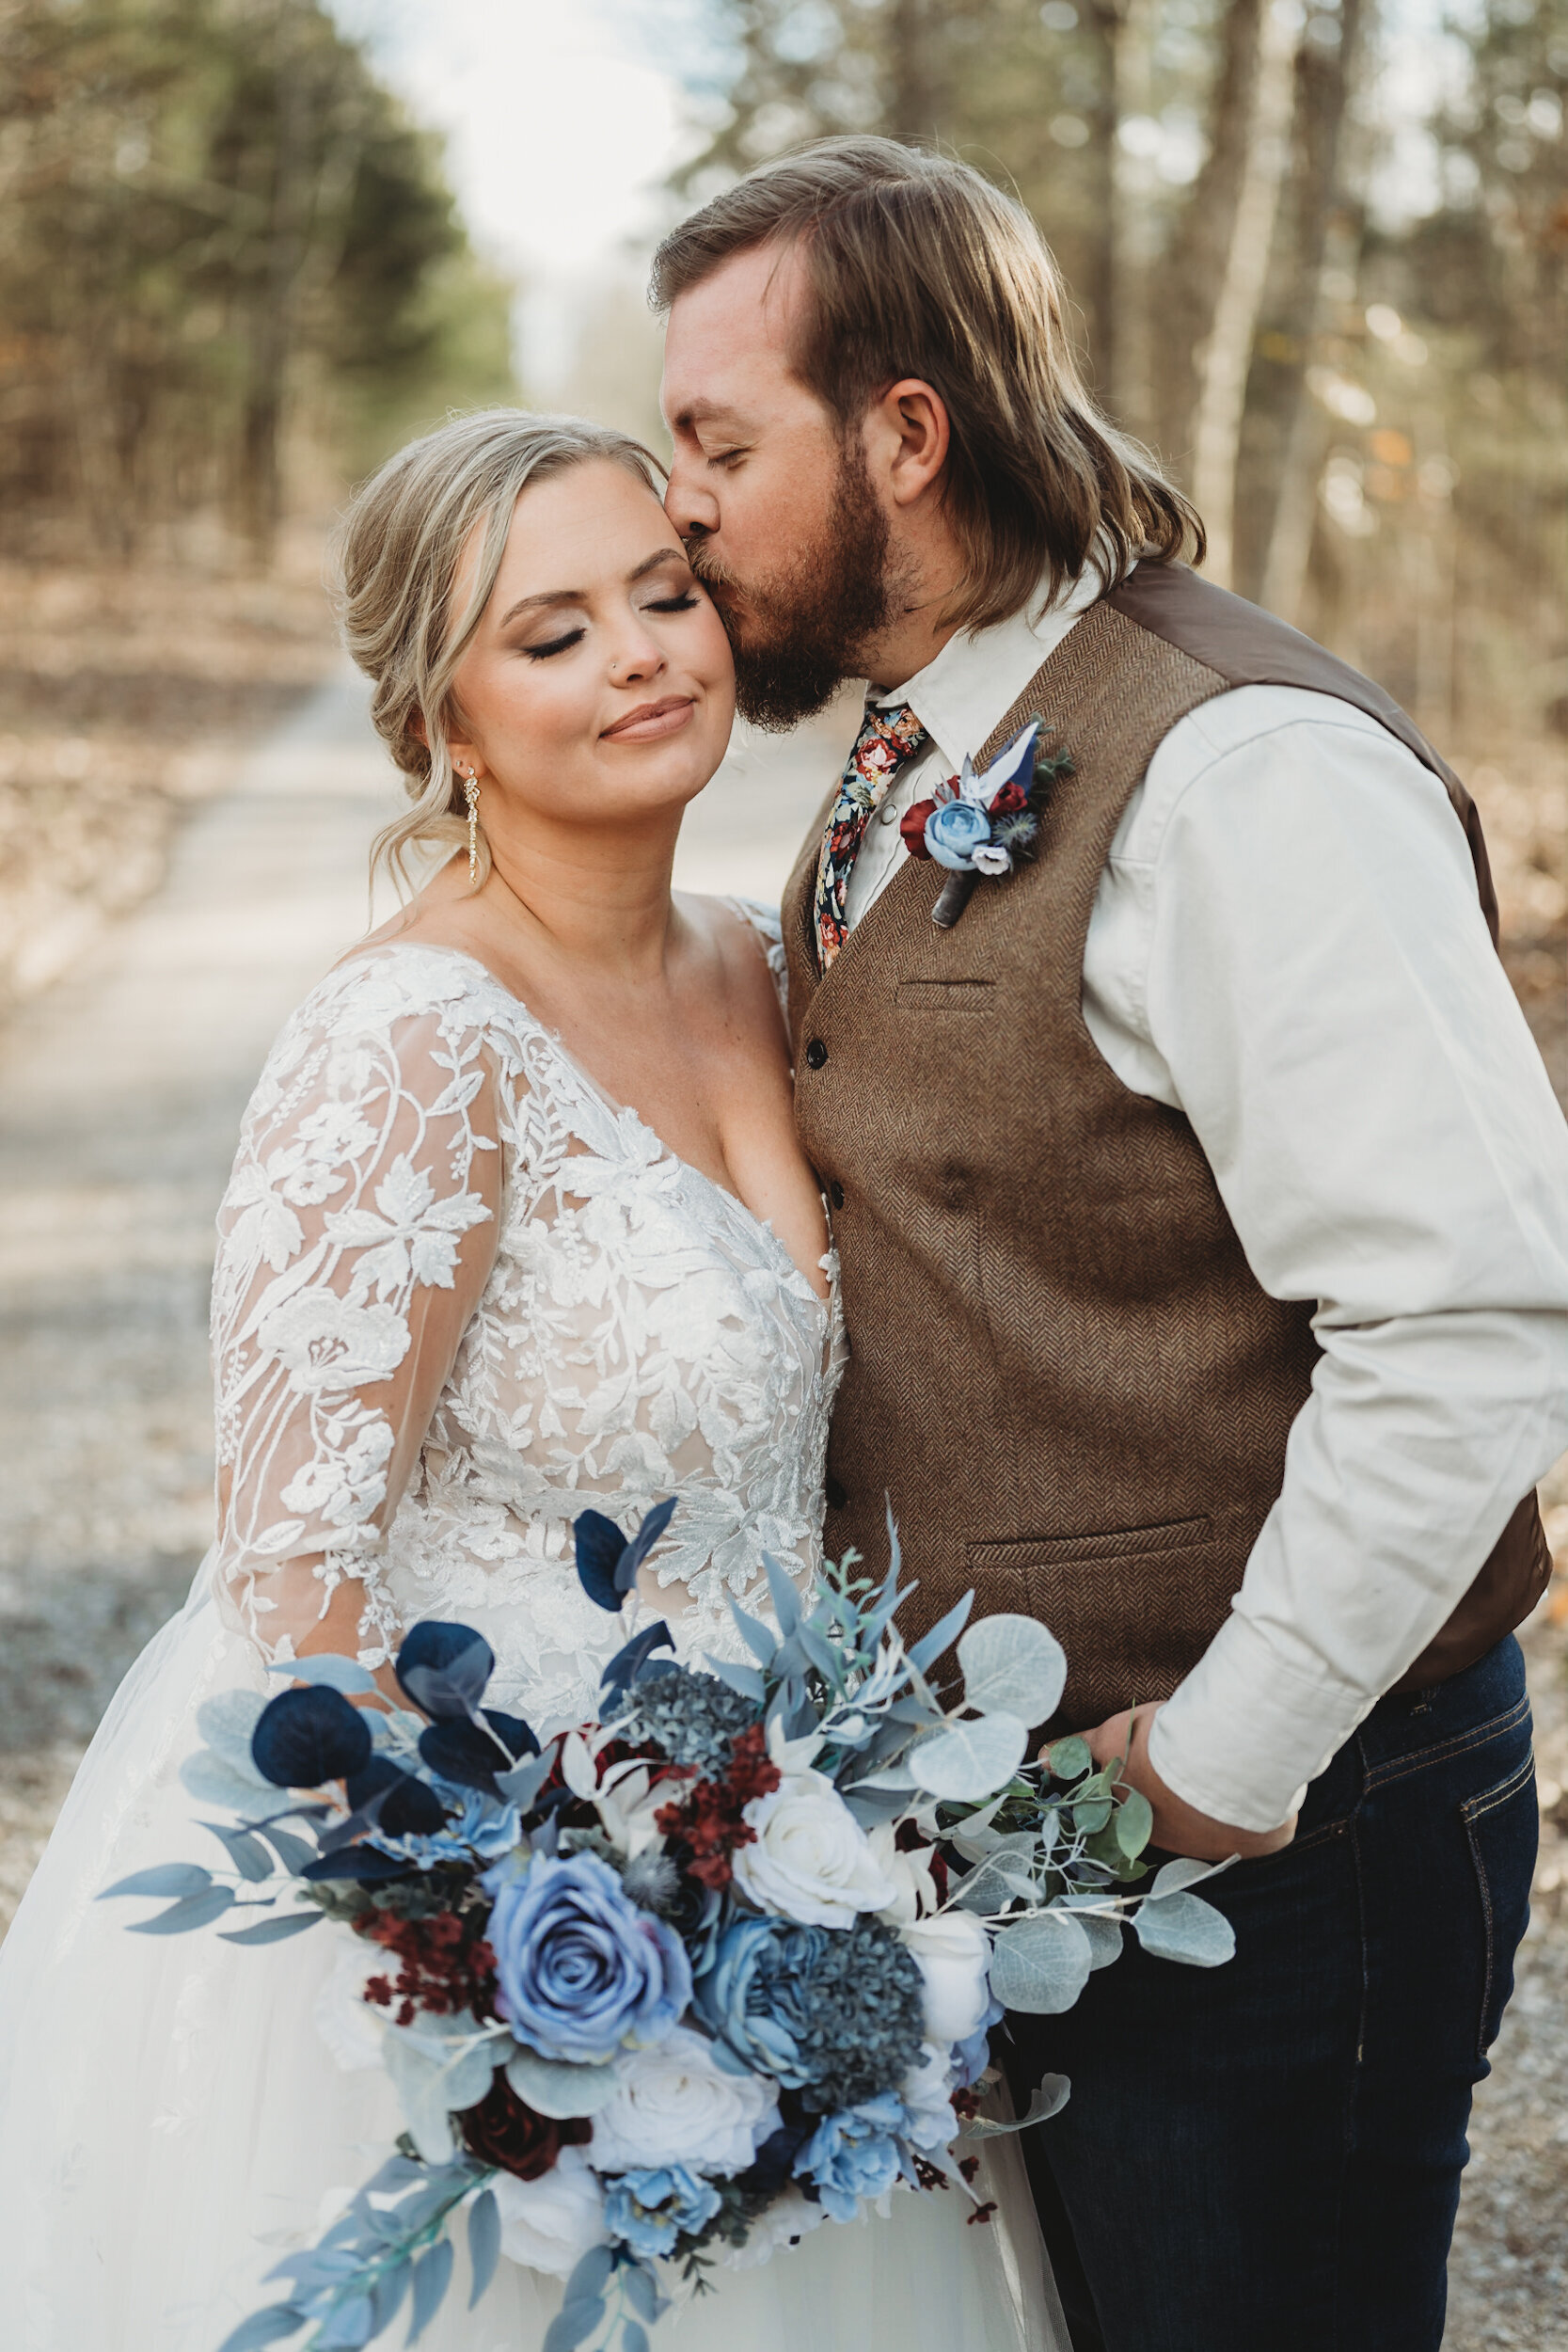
left=464, top=770, right=481, bottom=882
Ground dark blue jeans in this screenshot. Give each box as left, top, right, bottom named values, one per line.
left=1003, top=1638, right=1537, bottom=2351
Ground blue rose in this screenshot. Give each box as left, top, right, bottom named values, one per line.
left=794, top=2091, right=907, bottom=2221
left=924, top=798, right=992, bottom=871
left=693, top=1915, right=816, bottom=2089
left=483, top=1850, right=692, bottom=2064
left=603, top=2165, right=721, bottom=2258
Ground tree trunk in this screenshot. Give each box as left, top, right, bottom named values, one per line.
left=886, top=0, right=938, bottom=141
left=1258, top=0, right=1368, bottom=620
left=1189, top=0, right=1302, bottom=585
left=240, top=8, right=311, bottom=559
left=1085, top=0, right=1157, bottom=437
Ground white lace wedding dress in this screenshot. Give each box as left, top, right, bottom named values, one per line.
left=0, top=909, right=1064, bottom=2351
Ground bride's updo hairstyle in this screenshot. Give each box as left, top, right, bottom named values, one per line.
left=336, top=407, right=665, bottom=897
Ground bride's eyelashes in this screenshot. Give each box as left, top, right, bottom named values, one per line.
left=522, top=591, right=701, bottom=660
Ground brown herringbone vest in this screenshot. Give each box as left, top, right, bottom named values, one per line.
left=783, top=564, right=1550, bottom=1736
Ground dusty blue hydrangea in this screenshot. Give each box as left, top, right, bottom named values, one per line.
left=609, top=1664, right=760, bottom=1775
left=697, top=1916, right=927, bottom=2111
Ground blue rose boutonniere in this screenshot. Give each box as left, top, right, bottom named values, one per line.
left=900, top=717, right=1074, bottom=928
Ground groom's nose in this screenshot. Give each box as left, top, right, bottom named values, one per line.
left=663, top=452, right=720, bottom=546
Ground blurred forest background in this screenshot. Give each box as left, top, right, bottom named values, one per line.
left=2, top=0, right=1565, bottom=1054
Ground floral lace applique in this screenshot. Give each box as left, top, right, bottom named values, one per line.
left=211, top=913, right=845, bottom=1726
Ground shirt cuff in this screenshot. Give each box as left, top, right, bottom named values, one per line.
left=1147, top=1612, right=1364, bottom=1832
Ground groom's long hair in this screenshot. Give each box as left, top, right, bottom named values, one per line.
left=651, top=137, right=1202, bottom=633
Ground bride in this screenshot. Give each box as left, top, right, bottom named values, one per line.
left=0, top=410, right=1064, bottom=2349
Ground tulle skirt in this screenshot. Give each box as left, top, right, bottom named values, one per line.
left=0, top=1565, right=1068, bottom=2350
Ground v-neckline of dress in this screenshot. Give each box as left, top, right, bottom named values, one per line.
left=352, top=939, right=835, bottom=1315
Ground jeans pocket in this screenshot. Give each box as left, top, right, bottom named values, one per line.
left=1463, top=1745, right=1538, bottom=2058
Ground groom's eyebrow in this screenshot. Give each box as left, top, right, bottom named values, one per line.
left=498, top=549, right=686, bottom=628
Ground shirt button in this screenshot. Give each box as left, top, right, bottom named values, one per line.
left=829, top=1180, right=845, bottom=1210
left=805, top=1039, right=828, bottom=1070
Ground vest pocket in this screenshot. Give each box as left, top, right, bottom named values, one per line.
left=895, top=978, right=995, bottom=1011
left=968, top=1516, right=1212, bottom=1573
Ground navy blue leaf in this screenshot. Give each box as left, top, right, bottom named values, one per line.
left=419, top=1709, right=537, bottom=1795
left=126, top=1884, right=236, bottom=1934
left=215, top=2307, right=308, bottom=2351
left=598, top=1620, right=674, bottom=1701
left=101, top=1862, right=214, bottom=1901
left=219, top=1909, right=325, bottom=1946
left=300, top=1845, right=413, bottom=1885
left=467, top=2187, right=501, bottom=2308
left=407, top=2239, right=455, bottom=2342
left=574, top=1509, right=628, bottom=1612
left=252, top=1688, right=372, bottom=1789
left=395, top=1624, right=496, bottom=1720
left=616, top=1496, right=677, bottom=1588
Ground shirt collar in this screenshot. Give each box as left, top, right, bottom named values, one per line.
left=871, top=564, right=1112, bottom=773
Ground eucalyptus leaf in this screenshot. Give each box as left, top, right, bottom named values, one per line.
left=623, top=2324, right=650, bottom=2352
left=495, top=1750, right=555, bottom=1810
left=315, top=2296, right=374, bottom=2350
left=725, top=1593, right=778, bottom=1668
left=762, top=1551, right=802, bottom=1637
left=260, top=1823, right=318, bottom=1876
left=126, top=1883, right=237, bottom=1934
left=195, top=1689, right=273, bottom=1781
left=384, top=2025, right=498, bottom=2163
left=622, top=2264, right=659, bottom=2323
left=543, top=2300, right=603, bottom=2352
left=220, top=1909, right=324, bottom=1946
left=957, top=1614, right=1067, bottom=1727
left=951, top=1836, right=1043, bottom=1915
left=906, top=1591, right=974, bottom=1676
left=703, top=1654, right=767, bottom=1704
left=267, top=1654, right=378, bottom=1697
left=958, top=2072, right=1071, bottom=2135
left=203, top=1822, right=276, bottom=1882
left=987, top=1911, right=1093, bottom=2014
left=1044, top=1734, right=1091, bottom=1782
left=1058, top=1903, right=1124, bottom=1970
left=1131, top=1890, right=1235, bottom=1968
left=1150, top=1854, right=1231, bottom=1898
left=407, top=2240, right=455, bottom=2344
left=1115, top=1789, right=1154, bottom=1860
left=215, top=2307, right=307, bottom=2351
left=504, top=2047, right=618, bottom=2118
left=467, top=2187, right=500, bottom=2308
left=181, top=1750, right=277, bottom=1814
left=101, top=1861, right=214, bottom=1902
left=908, top=1711, right=1027, bottom=1802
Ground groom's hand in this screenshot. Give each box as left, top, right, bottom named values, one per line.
left=1085, top=1703, right=1297, bottom=1863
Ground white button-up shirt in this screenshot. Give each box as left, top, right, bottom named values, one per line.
left=846, top=574, right=1568, bottom=1832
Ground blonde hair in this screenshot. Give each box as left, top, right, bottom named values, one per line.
left=652, top=137, right=1201, bottom=630
left=335, top=408, right=665, bottom=898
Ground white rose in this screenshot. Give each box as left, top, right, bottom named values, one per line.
left=312, top=1934, right=388, bottom=2073
left=492, top=2147, right=607, bottom=2277
left=900, top=1910, right=993, bottom=2045
left=899, top=2041, right=959, bottom=2155
left=868, top=1821, right=939, bottom=1926
left=590, top=2025, right=780, bottom=2176
left=731, top=1769, right=900, bottom=1928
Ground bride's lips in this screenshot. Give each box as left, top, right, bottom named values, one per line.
left=600, top=694, right=696, bottom=744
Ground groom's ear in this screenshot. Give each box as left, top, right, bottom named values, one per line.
left=866, top=379, right=951, bottom=510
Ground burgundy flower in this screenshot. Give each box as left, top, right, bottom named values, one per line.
left=900, top=800, right=939, bottom=860
left=458, top=2074, right=592, bottom=2181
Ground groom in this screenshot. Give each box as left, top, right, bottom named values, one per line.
left=653, top=138, right=1568, bottom=2348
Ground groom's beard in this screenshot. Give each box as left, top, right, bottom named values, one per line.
left=689, top=444, right=901, bottom=730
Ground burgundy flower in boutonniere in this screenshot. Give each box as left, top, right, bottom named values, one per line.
left=901, top=721, right=1074, bottom=928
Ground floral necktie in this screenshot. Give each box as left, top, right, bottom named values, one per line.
left=812, top=699, right=927, bottom=970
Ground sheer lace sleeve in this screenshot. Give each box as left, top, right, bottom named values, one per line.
left=210, top=965, right=503, bottom=1668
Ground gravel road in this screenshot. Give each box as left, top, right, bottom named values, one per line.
left=0, top=675, right=1561, bottom=2346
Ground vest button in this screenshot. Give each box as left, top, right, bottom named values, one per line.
left=829, top=1180, right=845, bottom=1210
left=804, top=1038, right=828, bottom=1070
left=825, top=1474, right=847, bottom=1510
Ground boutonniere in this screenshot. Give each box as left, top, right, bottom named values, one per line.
left=900, top=719, right=1073, bottom=929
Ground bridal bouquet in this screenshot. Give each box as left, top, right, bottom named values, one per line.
left=104, top=1510, right=1233, bottom=2351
